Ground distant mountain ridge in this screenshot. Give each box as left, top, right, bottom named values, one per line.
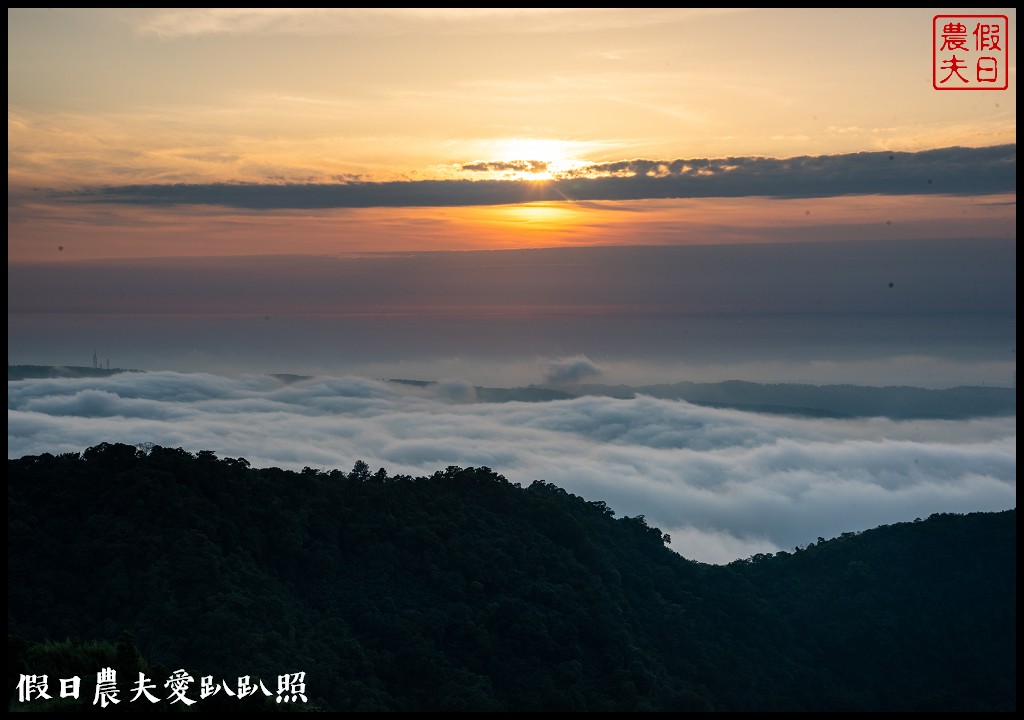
left=7, top=364, right=136, bottom=380
left=9, top=366, right=1015, bottom=418
left=570, top=379, right=1017, bottom=419
left=473, top=379, right=1014, bottom=419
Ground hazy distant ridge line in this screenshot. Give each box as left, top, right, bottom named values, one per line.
left=7, top=367, right=1013, bottom=419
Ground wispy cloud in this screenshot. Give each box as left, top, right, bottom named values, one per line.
left=8, top=371, right=1015, bottom=565
left=134, top=8, right=747, bottom=38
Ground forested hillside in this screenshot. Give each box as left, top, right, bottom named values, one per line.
left=8, top=444, right=1016, bottom=711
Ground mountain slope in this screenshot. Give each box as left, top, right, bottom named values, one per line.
left=8, top=444, right=1016, bottom=711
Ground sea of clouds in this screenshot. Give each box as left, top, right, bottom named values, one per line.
left=8, top=371, right=1015, bottom=564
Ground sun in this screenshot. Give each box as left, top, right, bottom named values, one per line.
left=452, top=137, right=596, bottom=183
left=488, top=138, right=590, bottom=180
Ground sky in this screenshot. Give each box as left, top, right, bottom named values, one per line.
left=7, top=8, right=1016, bottom=261
left=6, top=9, right=1017, bottom=561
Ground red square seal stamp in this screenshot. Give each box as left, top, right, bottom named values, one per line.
left=933, top=15, right=1009, bottom=90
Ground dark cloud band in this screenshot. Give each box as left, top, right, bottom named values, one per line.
left=60, top=145, right=1015, bottom=209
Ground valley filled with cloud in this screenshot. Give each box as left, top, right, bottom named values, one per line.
left=9, top=369, right=1014, bottom=565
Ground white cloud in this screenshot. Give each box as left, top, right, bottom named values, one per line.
left=7, top=371, right=1016, bottom=564
left=543, top=355, right=604, bottom=385
left=134, top=8, right=745, bottom=38
left=429, top=379, right=479, bottom=403
left=662, top=525, right=781, bottom=566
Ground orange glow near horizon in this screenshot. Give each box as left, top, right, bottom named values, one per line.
left=472, top=202, right=591, bottom=242
left=8, top=193, right=1015, bottom=263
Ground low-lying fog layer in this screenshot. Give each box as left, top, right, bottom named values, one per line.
left=8, top=370, right=1015, bottom=565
